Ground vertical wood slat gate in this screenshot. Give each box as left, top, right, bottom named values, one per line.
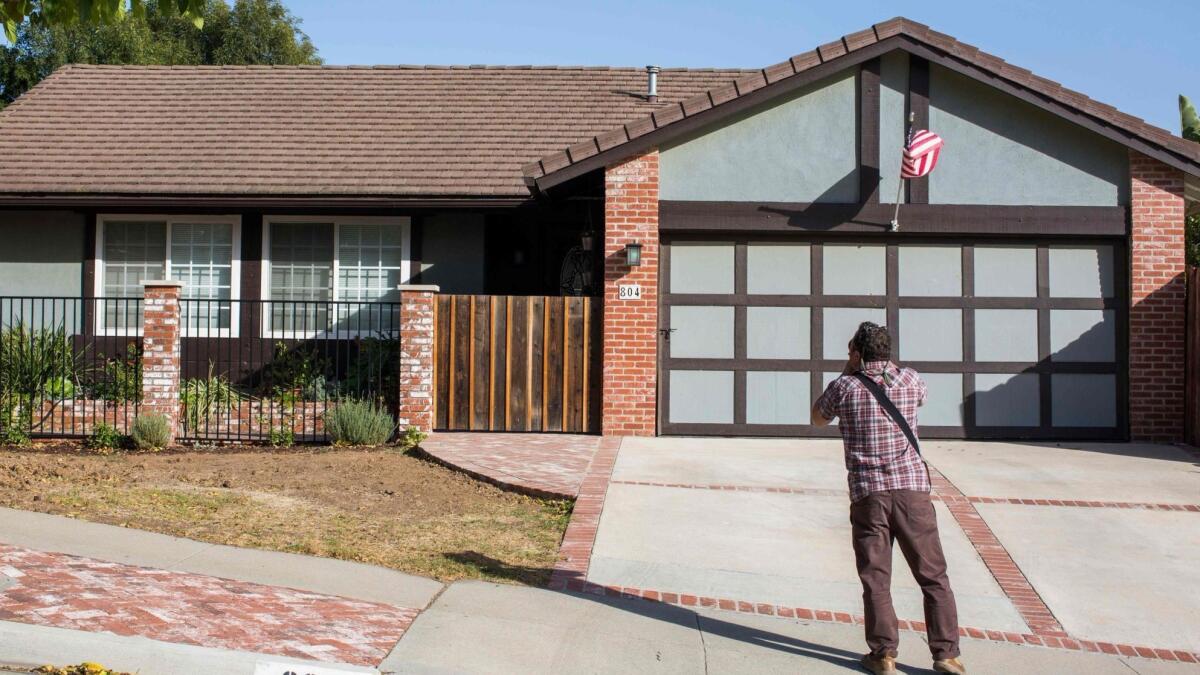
left=434, top=295, right=601, bottom=433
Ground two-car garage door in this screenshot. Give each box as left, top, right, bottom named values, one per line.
left=660, top=237, right=1126, bottom=439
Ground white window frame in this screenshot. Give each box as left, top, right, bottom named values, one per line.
left=261, top=215, right=412, bottom=338
left=95, top=214, right=242, bottom=337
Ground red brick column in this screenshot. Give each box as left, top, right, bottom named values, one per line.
left=141, top=281, right=183, bottom=443
left=398, top=285, right=438, bottom=433
left=1129, top=151, right=1187, bottom=442
left=602, top=150, right=659, bottom=436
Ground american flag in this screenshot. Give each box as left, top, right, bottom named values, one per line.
left=901, top=129, right=944, bottom=178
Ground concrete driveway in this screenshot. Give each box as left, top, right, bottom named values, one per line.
left=586, top=437, right=1200, bottom=656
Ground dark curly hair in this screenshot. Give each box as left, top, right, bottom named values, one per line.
left=850, top=321, right=891, bottom=362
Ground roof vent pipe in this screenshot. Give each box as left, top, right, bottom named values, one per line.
left=646, top=65, right=660, bottom=103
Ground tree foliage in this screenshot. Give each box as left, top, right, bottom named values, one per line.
left=1, top=0, right=206, bottom=42
left=0, top=0, right=319, bottom=106
left=1182, top=95, right=1200, bottom=266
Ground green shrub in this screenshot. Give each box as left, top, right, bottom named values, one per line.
left=92, top=344, right=142, bottom=402
left=263, top=342, right=329, bottom=401
left=130, top=413, right=172, bottom=451
left=268, top=426, right=295, bottom=447
left=396, top=425, right=427, bottom=453
left=181, top=364, right=241, bottom=430
left=85, top=423, right=126, bottom=454
left=324, top=399, right=394, bottom=446
left=0, top=322, right=78, bottom=402
left=1, top=423, right=29, bottom=447
left=1, top=398, right=32, bottom=446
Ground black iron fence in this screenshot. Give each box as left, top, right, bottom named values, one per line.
left=176, top=298, right=400, bottom=443
left=0, top=296, right=402, bottom=444
left=0, top=297, right=143, bottom=439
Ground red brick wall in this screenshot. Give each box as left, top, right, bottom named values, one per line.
left=141, top=281, right=183, bottom=442
left=399, top=286, right=437, bottom=433
left=1129, top=151, right=1187, bottom=442
left=602, top=151, right=659, bottom=436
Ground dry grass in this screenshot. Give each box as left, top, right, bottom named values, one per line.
left=0, top=445, right=571, bottom=585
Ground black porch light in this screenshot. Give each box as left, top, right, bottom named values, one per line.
left=624, top=242, right=643, bottom=266
left=580, top=230, right=596, bottom=252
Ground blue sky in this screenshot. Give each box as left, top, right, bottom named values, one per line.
left=286, top=0, right=1197, bottom=133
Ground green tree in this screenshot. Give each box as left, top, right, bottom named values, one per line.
left=1, top=0, right=205, bottom=42
left=1, top=0, right=319, bottom=106
left=1183, top=95, right=1200, bottom=266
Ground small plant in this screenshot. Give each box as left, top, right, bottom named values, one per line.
left=2, top=423, right=30, bottom=447
left=181, top=363, right=241, bottom=430
left=263, top=342, right=329, bottom=402
left=130, top=413, right=172, bottom=451
left=35, top=662, right=132, bottom=675
left=92, top=344, right=142, bottom=403
left=85, top=423, right=126, bottom=454
left=1, top=398, right=32, bottom=446
left=324, top=399, right=395, bottom=446
left=268, top=426, right=295, bottom=447
left=396, top=425, right=427, bottom=453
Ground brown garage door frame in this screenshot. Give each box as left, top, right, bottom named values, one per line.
left=659, top=233, right=1128, bottom=440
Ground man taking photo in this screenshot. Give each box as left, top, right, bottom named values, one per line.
left=811, top=321, right=966, bottom=675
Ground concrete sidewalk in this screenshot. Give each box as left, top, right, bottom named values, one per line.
left=384, top=581, right=1194, bottom=674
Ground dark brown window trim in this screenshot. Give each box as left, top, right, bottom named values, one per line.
left=659, top=201, right=1128, bottom=236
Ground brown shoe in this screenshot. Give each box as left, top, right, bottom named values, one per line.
left=860, top=653, right=898, bottom=675
left=933, top=657, right=967, bottom=674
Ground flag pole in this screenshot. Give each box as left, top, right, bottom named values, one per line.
left=890, top=112, right=915, bottom=232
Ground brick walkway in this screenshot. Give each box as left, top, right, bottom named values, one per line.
left=420, top=432, right=602, bottom=499
left=0, top=544, right=418, bottom=666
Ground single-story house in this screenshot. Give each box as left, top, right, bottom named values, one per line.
left=1, top=17, right=1198, bottom=442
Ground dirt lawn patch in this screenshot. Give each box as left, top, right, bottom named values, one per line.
left=0, top=445, right=571, bottom=585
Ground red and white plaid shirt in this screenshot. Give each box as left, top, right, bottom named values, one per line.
left=814, top=360, right=930, bottom=502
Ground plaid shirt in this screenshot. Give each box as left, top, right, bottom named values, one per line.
left=814, top=360, right=930, bottom=502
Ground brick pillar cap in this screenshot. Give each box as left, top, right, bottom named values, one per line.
left=397, top=284, right=440, bottom=292
left=140, top=280, right=185, bottom=288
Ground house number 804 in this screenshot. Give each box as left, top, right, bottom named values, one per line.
left=618, top=284, right=642, bottom=300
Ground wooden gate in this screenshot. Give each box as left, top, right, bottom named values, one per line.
left=434, top=295, right=601, bottom=433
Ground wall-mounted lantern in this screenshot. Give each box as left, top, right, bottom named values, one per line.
left=624, top=242, right=643, bottom=267
left=580, top=230, right=595, bottom=252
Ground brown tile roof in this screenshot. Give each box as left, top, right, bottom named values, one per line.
left=0, top=64, right=752, bottom=198
left=526, top=17, right=1200, bottom=189
left=3, top=17, right=1198, bottom=201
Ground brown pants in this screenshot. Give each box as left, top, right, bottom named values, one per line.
left=850, top=489, right=960, bottom=660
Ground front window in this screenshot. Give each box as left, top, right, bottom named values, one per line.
left=97, top=216, right=240, bottom=335
left=265, top=217, right=410, bottom=335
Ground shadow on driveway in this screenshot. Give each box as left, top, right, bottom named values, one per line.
left=444, top=551, right=938, bottom=674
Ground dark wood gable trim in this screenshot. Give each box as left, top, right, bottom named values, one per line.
left=895, top=35, right=1196, bottom=178
left=905, top=55, right=930, bottom=204
left=858, top=58, right=881, bottom=204
left=659, top=200, right=1128, bottom=236
left=534, top=37, right=907, bottom=192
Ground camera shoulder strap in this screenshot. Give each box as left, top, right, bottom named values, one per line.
left=852, top=372, right=921, bottom=457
